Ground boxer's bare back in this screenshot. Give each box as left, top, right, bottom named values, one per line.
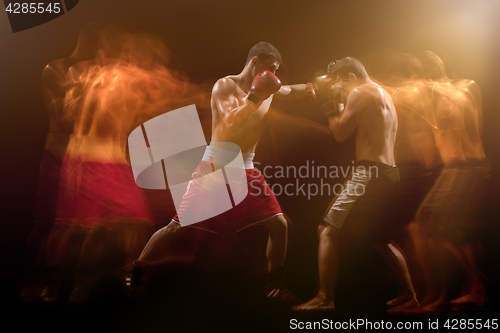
left=331, top=79, right=398, bottom=165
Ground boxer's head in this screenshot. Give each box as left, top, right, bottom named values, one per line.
left=73, top=22, right=103, bottom=61
left=246, top=42, right=282, bottom=76
left=327, top=57, right=369, bottom=93
left=97, top=23, right=129, bottom=64
left=416, top=51, right=448, bottom=81
left=406, top=56, right=425, bottom=80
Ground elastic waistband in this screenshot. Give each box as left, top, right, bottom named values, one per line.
left=355, top=160, right=400, bottom=184
left=202, top=145, right=255, bottom=169
left=356, top=160, right=397, bottom=169
left=445, top=160, right=472, bottom=169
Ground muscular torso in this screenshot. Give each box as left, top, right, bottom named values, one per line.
left=428, top=81, right=467, bottom=166
left=210, top=75, right=273, bottom=153
left=353, top=82, right=398, bottom=165
left=69, top=63, right=149, bottom=162
left=391, top=79, right=442, bottom=169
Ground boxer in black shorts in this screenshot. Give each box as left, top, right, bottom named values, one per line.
left=295, top=57, right=415, bottom=311
left=409, top=52, right=490, bottom=312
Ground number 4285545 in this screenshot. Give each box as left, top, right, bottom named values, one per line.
left=444, top=319, right=498, bottom=330
left=5, top=3, right=62, bottom=14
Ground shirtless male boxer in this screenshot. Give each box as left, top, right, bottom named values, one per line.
left=24, top=23, right=102, bottom=269
left=44, top=28, right=169, bottom=294
left=22, top=24, right=102, bottom=303
left=131, top=42, right=309, bottom=300
left=408, top=51, right=488, bottom=313
left=450, top=75, right=490, bottom=307
left=294, top=57, right=411, bottom=311
left=378, top=54, right=442, bottom=311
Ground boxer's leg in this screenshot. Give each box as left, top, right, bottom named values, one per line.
left=449, top=240, right=487, bottom=306
left=262, top=214, right=300, bottom=302
left=263, top=214, right=287, bottom=273
left=137, top=221, right=194, bottom=265
left=372, top=242, right=419, bottom=311
left=293, top=222, right=338, bottom=311
left=408, top=221, right=439, bottom=307
left=128, top=221, right=200, bottom=294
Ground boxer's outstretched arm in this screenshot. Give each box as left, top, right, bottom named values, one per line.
left=277, top=84, right=308, bottom=99
left=212, top=78, right=260, bottom=132
left=327, top=88, right=364, bottom=142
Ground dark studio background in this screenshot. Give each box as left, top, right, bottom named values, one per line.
left=1, top=0, right=499, bottom=331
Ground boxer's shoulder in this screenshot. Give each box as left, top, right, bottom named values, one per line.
left=452, top=78, right=476, bottom=87
left=213, top=76, right=238, bottom=94
left=453, top=78, right=482, bottom=100
left=346, top=85, right=371, bottom=106
left=355, top=82, right=392, bottom=104
left=42, top=58, right=73, bottom=83
left=213, top=75, right=247, bottom=99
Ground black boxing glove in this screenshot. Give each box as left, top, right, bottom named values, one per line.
left=310, top=74, right=343, bottom=118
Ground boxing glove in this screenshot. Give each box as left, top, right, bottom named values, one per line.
left=246, top=70, right=282, bottom=109
left=305, top=82, right=317, bottom=100
left=310, top=74, right=343, bottom=118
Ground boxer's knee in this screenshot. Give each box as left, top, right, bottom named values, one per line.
left=264, top=215, right=287, bottom=235
left=318, top=221, right=340, bottom=241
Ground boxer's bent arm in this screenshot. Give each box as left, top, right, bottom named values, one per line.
left=62, top=65, right=87, bottom=121
left=42, top=62, right=68, bottom=117
left=212, top=78, right=257, bottom=132
left=464, top=80, right=484, bottom=136
left=327, top=88, right=364, bottom=142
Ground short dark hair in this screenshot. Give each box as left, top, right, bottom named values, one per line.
left=416, top=51, right=448, bottom=80
left=327, top=57, right=369, bottom=80
left=246, top=41, right=282, bottom=65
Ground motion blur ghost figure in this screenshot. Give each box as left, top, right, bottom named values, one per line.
left=449, top=71, right=490, bottom=307
left=44, top=26, right=202, bottom=302
left=24, top=22, right=102, bottom=290
left=366, top=52, right=443, bottom=312
left=407, top=51, right=487, bottom=313
left=364, top=52, right=443, bottom=312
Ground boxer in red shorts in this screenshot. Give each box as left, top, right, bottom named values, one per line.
left=45, top=28, right=162, bottom=276
left=131, top=42, right=310, bottom=300
left=24, top=23, right=102, bottom=271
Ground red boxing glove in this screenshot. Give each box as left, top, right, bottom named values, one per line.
left=246, top=70, right=282, bottom=109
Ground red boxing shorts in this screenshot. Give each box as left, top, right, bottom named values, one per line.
left=172, top=147, right=282, bottom=234
left=56, top=154, right=153, bottom=229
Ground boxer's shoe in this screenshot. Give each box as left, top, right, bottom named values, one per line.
left=265, top=268, right=301, bottom=304
left=126, top=260, right=147, bottom=298
left=266, top=282, right=301, bottom=303
left=41, top=285, right=58, bottom=302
